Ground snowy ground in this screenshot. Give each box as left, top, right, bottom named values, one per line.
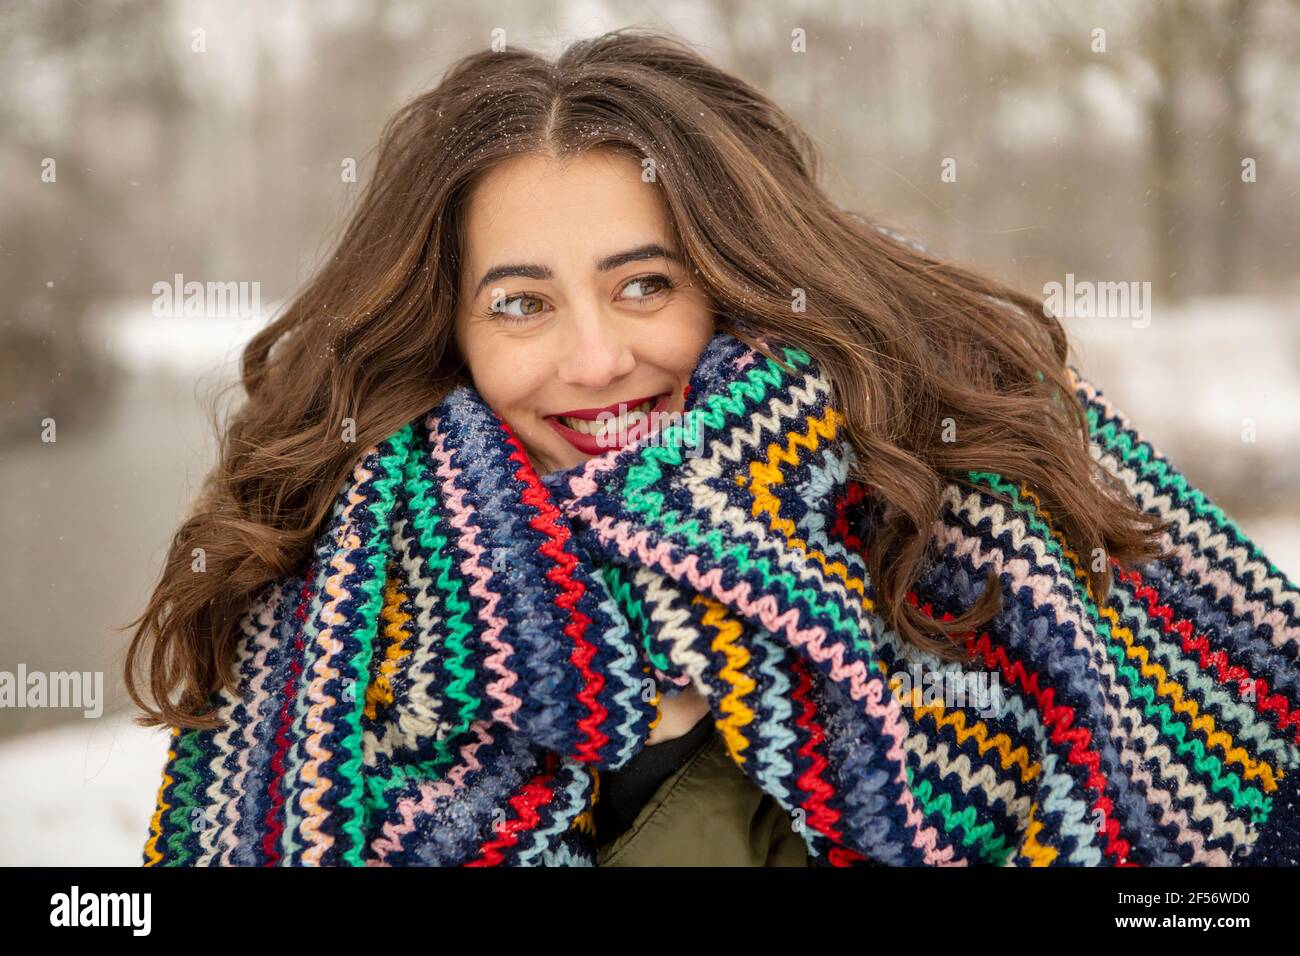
left=0, top=709, right=172, bottom=866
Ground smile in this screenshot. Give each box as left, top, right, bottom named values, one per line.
left=544, top=392, right=671, bottom=455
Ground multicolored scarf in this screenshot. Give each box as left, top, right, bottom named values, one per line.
left=142, top=330, right=1300, bottom=866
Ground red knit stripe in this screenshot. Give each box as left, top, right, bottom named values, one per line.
left=263, top=566, right=316, bottom=865
left=500, top=424, right=610, bottom=763
left=830, top=479, right=869, bottom=552
left=828, top=845, right=871, bottom=866
left=1114, top=563, right=1300, bottom=746
left=789, top=655, right=844, bottom=842
left=467, top=753, right=560, bottom=866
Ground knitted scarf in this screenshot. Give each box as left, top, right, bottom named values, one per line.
left=142, top=331, right=1300, bottom=867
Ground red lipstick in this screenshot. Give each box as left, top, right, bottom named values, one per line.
left=545, top=392, right=671, bottom=455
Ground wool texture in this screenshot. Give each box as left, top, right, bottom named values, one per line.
left=143, top=331, right=1300, bottom=866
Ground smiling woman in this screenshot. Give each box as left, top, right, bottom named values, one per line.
left=127, top=27, right=1300, bottom=869
left=452, top=150, right=715, bottom=476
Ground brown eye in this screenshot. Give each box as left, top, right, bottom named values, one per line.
left=489, top=293, right=549, bottom=324
left=618, top=274, right=673, bottom=302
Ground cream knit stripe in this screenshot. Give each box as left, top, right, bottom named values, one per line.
left=689, top=368, right=833, bottom=470
left=884, top=626, right=1041, bottom=836
left=361, top=516, right=451, bottom=764
left=1095, top=642, right=1234, bottom=864
left=571, top=502, right=963, bottom=864
left=905, top=735, right=1035, bottom=836
left=689, top=461, right=866, bottom=634
left=189, top=601, right=261, bottom=863
left=871, top=607, right=1056, bottom=855
left=991, top=495, right=1217, bottom=866
left=297, top=482, right=369, bottom=864
left=1108, top=574, right=1300, bottom=770
left=282, top=502, right=354, bottom=860
left=635, top=565, right=712, bottom=688
left=1067, top=591, right=1204, bottom=866
left=580, top=364, right=961, bottom=862
left=220, top=582, right=288, bottom=866
left=1099, top=447, right=1300, bottom=634
left=934, top=568, right=1114, bottom=861
left=936, top=493, right=1138, bottom=864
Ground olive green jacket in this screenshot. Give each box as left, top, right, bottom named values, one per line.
left=596, top=731, right=811, bottom=867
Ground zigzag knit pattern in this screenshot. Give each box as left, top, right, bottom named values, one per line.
left=142, top=331, right=1300, bottom=866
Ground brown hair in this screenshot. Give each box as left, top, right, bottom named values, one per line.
left=123, top=27, right=1171, bottom=731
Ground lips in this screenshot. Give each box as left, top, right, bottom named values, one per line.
left=545, top=392, right=671, bottom=455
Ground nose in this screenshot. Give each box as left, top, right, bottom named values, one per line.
left=555, top=313, right=636, bottom=388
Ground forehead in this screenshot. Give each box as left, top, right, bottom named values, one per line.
left=460, top=150, right=672, bottom=266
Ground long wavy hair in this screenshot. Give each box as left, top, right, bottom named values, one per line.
left=124, top=27, right=1172, bottom=731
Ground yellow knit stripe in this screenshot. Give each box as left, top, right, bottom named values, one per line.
left=909, top=695, right=1041, bottom=784
left=1015, top=801, right=1058, bottom=866
left=1019, top=483, right=1281, bottom=792
left=883, top=655, right=1041, bottom=853
left=745, top=408, right=875, bottom=612
left=646, top=681, right=663, bottom=737
left=1103, top=603, right=1281, bottom=792
left=363, top=571, right=415, bottom=721
left=693, top=594, right=754, bottom=762
left=142, top=725, right=181, bottom=866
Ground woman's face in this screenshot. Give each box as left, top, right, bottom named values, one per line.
left=452, top=150, right=715, bottom=475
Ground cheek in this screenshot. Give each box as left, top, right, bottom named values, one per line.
left=655, top=312, right=716, bottom=379
left=463, top=339, right=546, bottom=416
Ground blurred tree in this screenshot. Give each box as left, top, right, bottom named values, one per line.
left=0, top=0, right=186, bottom=443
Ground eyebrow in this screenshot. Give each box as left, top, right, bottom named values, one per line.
left=471, top=243, right=680, bottom=298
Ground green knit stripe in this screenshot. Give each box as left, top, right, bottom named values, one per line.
left=335, top=425, right=412, bottom=864
left=364, top=429, right=480, bottom=811
left=909, top=769, right=1014, bottom=864
left=163, top=724, right=206, bottom=863
left=600, top=564, right=664, bottom=670
left=1110, top=580, right=1293, bottom=767
left=1105, top=640, right=1270, bottom=820
left=1086, top=405, right=1288, bottom=581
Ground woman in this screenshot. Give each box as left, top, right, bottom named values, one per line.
left=129, top=28, right=1300, bottom=867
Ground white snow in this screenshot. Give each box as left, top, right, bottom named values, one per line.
left=0, top=709, right=173, bottom=866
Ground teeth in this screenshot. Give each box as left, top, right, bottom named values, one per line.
left=558, top=398, right=655, bottom=438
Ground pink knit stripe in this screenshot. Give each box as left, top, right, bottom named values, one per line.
left=429, top=426, right=523, bottom=727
